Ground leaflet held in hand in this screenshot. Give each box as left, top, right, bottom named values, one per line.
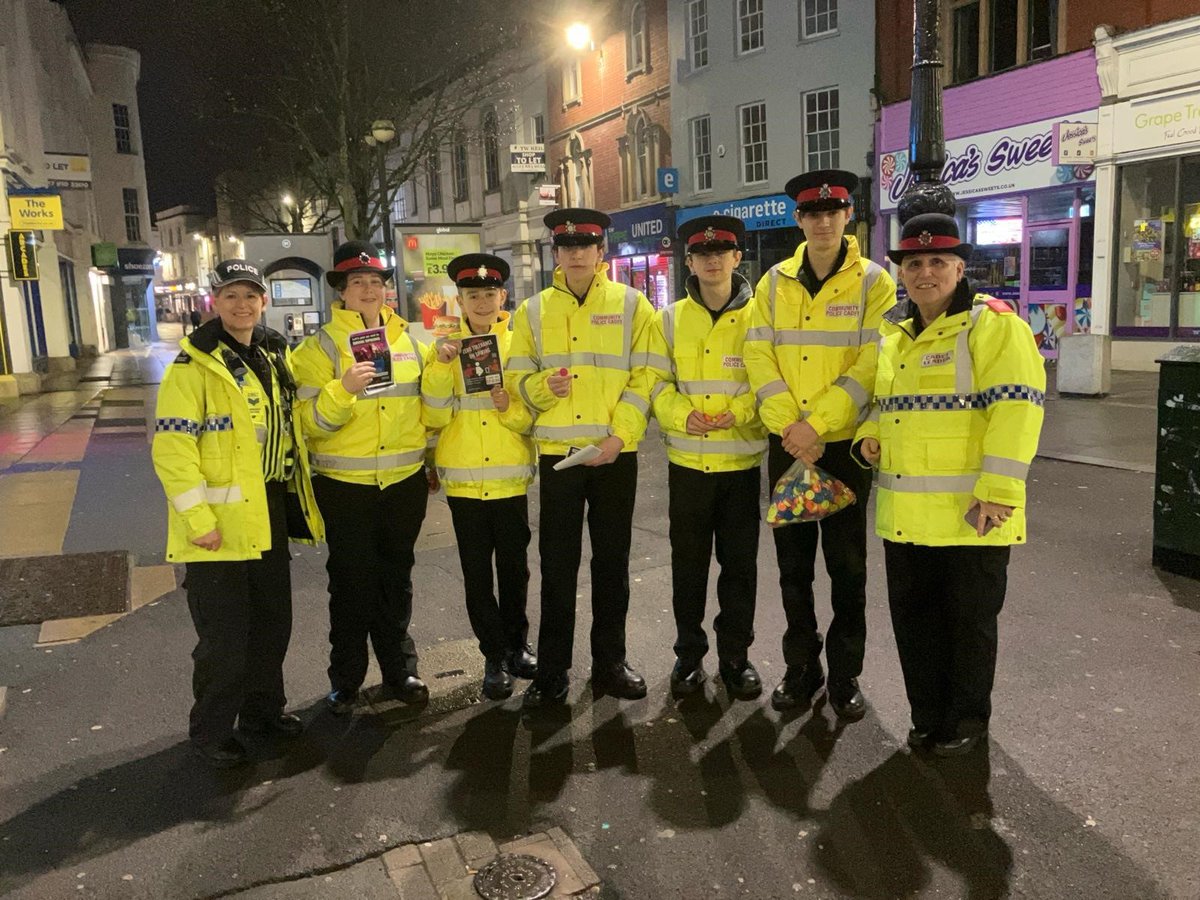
left=551, top=444, right=603, bottom=470
left=459, top=334, right=503, bottom=394
left=348, top=327, right=393, bottom=394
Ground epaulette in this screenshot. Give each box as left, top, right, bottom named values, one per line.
left=981, top=295, right=1017, bottom=315
left=173, top=350, right=191, bottom=364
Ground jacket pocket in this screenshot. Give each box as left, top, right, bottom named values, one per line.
left=924, top=436, right=973, bottom=473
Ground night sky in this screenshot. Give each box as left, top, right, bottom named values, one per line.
left=63, top=0, right=218, bottom=215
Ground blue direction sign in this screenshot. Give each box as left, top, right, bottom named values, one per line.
left=656, top=167, right=680, bottom=195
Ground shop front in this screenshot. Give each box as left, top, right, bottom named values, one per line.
left=607, top=202, right=676, bottom=310
left=1091, top=16, right=1200, bottom=370
left=676, top=193, right=800, bottom=289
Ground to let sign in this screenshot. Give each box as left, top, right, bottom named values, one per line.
left=8, top=194, right=64, bottom=230
left=7, top=231, right=39, bottom=280
left=509, top=144, right=546, bottom=173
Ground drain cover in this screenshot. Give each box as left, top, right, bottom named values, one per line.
left=473, top=853, right=557, bottom=899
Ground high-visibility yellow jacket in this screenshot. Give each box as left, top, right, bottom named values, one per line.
left=291, top=303, right=435, bottom=488
left=421, top=312, right=536, bottom=500
left=152, top=323, right=322, bottom=563
left=506, top=265, right=655, bottom=456
left=645, top=273, right=768, bottom=472
left=744, top=237, right=897, bottom=442
left=853, top=289, right=1046, bottom=546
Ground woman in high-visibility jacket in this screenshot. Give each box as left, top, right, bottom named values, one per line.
left=421, top=253, right=538, bottom=701
left=291, top=240, right=437, bottom=716
left=152, top=259, right=322, bottom=768
left=854, top=213, right=1046, bottom=757
left=645, top=215, right=768, bottom=702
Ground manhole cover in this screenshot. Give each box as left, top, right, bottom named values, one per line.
left=473, top=853, right=557, bottom=899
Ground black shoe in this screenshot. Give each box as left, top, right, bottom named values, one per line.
left=387, top=675, right=430, bottom=705
left=591, top=661, right=648, bottom=700
left=326, top=688, right=358, bottom=717
left=240, top=713, right=304, bottom=738
left=506, top=644, right=539, bottom=680
left=906, top=728, right=933, bottom=751
left=523, top=673, right=569, bottom=709
left=669, top=659, right=706, bottom=697
left=770, top=663, right=825, bottom=711
left=828, top=678, right=867, bottom=721
left=718, top=660, right=763, bottom=701
left=192, top=737, right=250, bottom=769
left=482, top=658, right=514, bottom=700
left=933, top=732, right=986, bottom=757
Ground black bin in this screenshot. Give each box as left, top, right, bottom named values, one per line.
left=1153, top=345, right=1200, bottom=578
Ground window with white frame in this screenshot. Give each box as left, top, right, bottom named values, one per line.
left=737, top=0, right=764, bottom=55
left=532, top=114, right=545, bottom=146
left=691, top=115, right=712, bottom=193
left=801, top=0, right=838, bottom=38
left=738, top=102, right=768, bottom=184
left=562, top=59, right=582, bottom=105
left=482, top=107, right=501, bottom=193
left=620, top=112, right=660, bottom=203
left=427, top=151, right=442, bottom=209
left=627, top=2, right=647, bottom=74
left=452, top=133, right=469, bottom=202
left=122, top=188, right=141, bottom=242
left=803, top=88, right=840, bottom=170
left=113, top=104, right=134, bottom=154
left=687, top=0, right=709, bottom=70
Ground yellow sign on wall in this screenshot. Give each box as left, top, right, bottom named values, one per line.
left=8, top=194, right=64, bottom=230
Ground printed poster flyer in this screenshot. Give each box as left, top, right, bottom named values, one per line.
left=348, top=327, right=394, bottom=394
left=459, top=334, right=503, bottom=394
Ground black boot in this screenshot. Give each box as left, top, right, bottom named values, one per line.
left=669, top=659, right=706, bottom=697
left=482, top=657, right=514, bottom=700
left=239, top=713, right=304, bottom=738
left=506, top=644, right=539, bottom=680
left=718, top=659, right=763, bottom=701
left=386, top=675, right=429, bottom=705
left=522, top=672, right=569, bottom=709
left=591, top=661, right=647, bottom=700
left=192, top=737, right=250, bottom=769
left=770, top=662, right=825, bottom=711
left=326, top=688, right=358, bottom=717
left=828, top=677, right=866, bottom=722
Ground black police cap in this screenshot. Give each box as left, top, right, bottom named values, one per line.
left=447, top=253, right=510, bottom=289
left=544, top=207, right=611, bottom=246
left=785, top=169, right=859, bottom=212
left=679, top=215, right=745, bottom=252
left=326, top=240, right=394, bottom=289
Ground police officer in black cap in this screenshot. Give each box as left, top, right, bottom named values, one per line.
left=743, top=170, right=897, bottom=719
left=644, top=215, right=769, bottom=700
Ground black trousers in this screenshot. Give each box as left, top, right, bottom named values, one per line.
left=447, top=494, right=531, bottom=660
left=767, top=436, right=873, bottom=680
left=883, top=541, right=1010, bottom=740
left=314, top=470, right=428, bottom=693
left=668, top=462, right=760, bottom=667
left=536, top=453, right=638, bottom=674
left=184, top=481, right=292, bottom=748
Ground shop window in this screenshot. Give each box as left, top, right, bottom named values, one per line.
left=801, top=0, right=837, bottom=39
left=738, top=101, right=769, bottom=185
left=947, top=0, right=1057, bottom=83
left=1114, top=159, right=1177, bottom=337
left=691, top=115, right=712, bottom=193
left=803, top=87, right=840, bottom=170
left=737, top=0, right=764, bottom=55
left=627, top=2, right=647, bottom=75
left=687, top=0, right=709, bottom=71
left=482, top=107, right=501, bottom=193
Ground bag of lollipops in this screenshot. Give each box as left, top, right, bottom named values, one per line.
left=765, top=457, right=857, bottom=527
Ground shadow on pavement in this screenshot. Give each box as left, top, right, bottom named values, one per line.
left=1156, top=569, right=1200, bottom=612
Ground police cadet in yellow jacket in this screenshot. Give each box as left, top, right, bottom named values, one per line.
left=506, top=208, right=656, bottom=708
left=744, top=170, right=897, bottom=719
left=422, top=253, right=539, bottom=701
left=853, top=213, right=1045, bottom=756
left=645, top=215, right=768, bottom=700
left=291, top=241, right=437, bottom=716
left=152, top=259, right=323, bottom=768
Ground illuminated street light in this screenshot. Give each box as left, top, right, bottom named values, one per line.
left=281, top=194, right=294, bottom=206
left=565, top=22, right=592, bottom=51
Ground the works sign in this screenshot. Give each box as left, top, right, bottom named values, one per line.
left=879, top=113, right=1097, bottom=211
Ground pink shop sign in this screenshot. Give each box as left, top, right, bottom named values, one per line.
left=879, top=114, right=1096, bottom=212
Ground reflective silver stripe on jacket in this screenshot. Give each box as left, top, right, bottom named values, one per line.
left=677, top=379, right=750, bottom=396
left=767, top=265, right=780, bottom=323
left=437, top=464, right=535, bottom=482
left=318, top=329, right=341, bottom=377
left=541, top=351, right=630, bottom=371
left=664, top=434, right=768, bottom=455
left=295, top=386, right=321, bottom=400
left=650, top=380, right=670, bottom=402
left=662, top=303, right=677, bottom=355
left=775, top=329, right=862, bottom=347
left=421, top=392, right=455, bottom=409
left=171, top=483, right=244, bottom=512
left=981, top=454, right=1029, bottom=480
left=370, top=381, right=421, bottom=398
left=621, top=285, right=637, bottom=362
left=507, top=354, right=538, bottom=372
left=533, top=423, right=612, bottom=442
left=456, top=394, right=497, bottom=411
left=312, top=406, right=343, bottom=432
left=310, top=449, right=426, bottom=471
left=756, top=379, right=789, bottom=403
left=833, top=374, right=869, bottom=415
left=642, top=352, right=673, bottom=372
left=744, top=325, right=773, bottom=343
left=619, top=390, right=650, bottom=415
left=528, top=294, right=544, bottom=359
left=876, top=472, right=980, bottom=493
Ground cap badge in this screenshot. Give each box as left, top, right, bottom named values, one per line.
left=918, top=231, right=933, bottom=247
left=477, top=265, right=489, bottom=279
left=703, top=226, right=716, bottom=241
left=564, top=221, right=577, bottom=234
left=358, top=251, right=373, bottom=264
left=818, top=183, right=832, bottom=199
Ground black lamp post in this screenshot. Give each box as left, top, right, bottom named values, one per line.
left=898, top=0, right=956, bottom=224
left=370, top=118, right=398, bottom=295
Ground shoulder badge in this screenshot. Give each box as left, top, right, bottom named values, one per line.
left=983, top=297, right=1016, bottom=315
left=173, top=351, right=191, bottom=364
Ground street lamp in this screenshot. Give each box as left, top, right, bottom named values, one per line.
left=565, top=22, right=592, bottom=51
left=369, top=119, right=398, bottom=294
left=898, top=0, right=956, bottom=223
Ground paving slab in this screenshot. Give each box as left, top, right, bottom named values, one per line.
left=130, top=565, right=177, bottom=610
left=36, top=612, right=124, bottom=646
left=227, top=858, right=398, bottom=898
left=0, top=550, right=128, bottom=625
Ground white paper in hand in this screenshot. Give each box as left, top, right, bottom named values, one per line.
left=552, top=444, right=603, bottom=470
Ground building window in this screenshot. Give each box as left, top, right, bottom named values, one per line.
left=427, top=151, right=442, bottom=209
left=452, top=134, right=469, bottom=203
left=482, top=107, right=501, bottom=193
left=122, top=188, right=141, bottom=242
left=691, top=115, right=712, bottom=193
left=532, top=114, right=545, bottom=146
left=737, top=0, right=764, bottom=55
left=621, top=113, right=660, bottom=203
left=803, top=88, right=840, bottom=170
left=113, top=104, right=134, bottom=154
left=687, top=0, right=709, bottom=70
left=801, top=0, right=838, bottom=38
left=949, top=0, right=1058, bottom=83
left=561, top=132, right=592, bottom=207
left=562, top=59, right=582, bottom=105
left=738, top=102, right=768, bottom=185
left=627, top=2, right=647, bottom=74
